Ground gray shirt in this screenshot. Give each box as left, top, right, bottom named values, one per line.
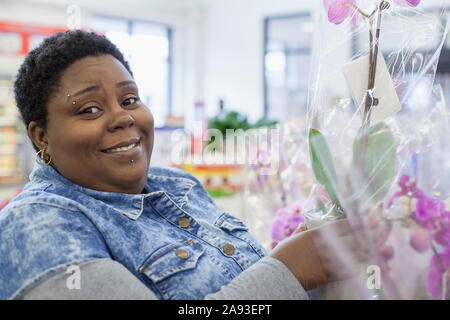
left=18, top=257, right=309, bottom=300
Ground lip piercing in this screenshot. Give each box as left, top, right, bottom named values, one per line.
left=130, top=159, right=134, bottom=163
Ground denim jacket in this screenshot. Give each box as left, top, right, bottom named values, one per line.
left=0, top=163, right=266, bottom=300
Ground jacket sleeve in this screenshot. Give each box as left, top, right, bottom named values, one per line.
left=0, top=203, right=111, bottom=299
left=204, top=257, right=309, bottom=300
left=19, top=257, right=308, bottom=300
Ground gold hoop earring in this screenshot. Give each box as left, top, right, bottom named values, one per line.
left=35, top=149, right=52, bottom=166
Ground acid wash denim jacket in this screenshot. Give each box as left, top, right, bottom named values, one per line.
left=0, top=163, right=266, bottom=300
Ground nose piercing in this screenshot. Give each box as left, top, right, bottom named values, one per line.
left=130, top=159, right=134, bottom=163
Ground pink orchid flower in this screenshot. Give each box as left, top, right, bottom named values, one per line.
left=387, top=175, right=424, bottom=209
left=409, top=228, right=431, bottom=253
left=434, top=229, right=450, bottom=247
left=324, top=0, right=359, bottom=28
left=270, top=202, right=304, bottom=247
left=393, top=0, right=421, bottom=7
left=414, top=196, right=447, bottom=230
left=427, top=246, right=450, bottom=299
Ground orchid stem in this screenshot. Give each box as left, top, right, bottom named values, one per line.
left=430, top=237, right=449, bottom=300
left=359, top=1, right=389, bottom=186
left=431, top=243, right=447, bottom=278
left=442, top=270, right=449, bottom=300
left=343, top=2, right=370, bottom=18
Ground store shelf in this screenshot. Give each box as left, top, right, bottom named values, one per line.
left=0, top=145, right=16, bottom=153
left=0, top=174, right=24, bottom=185
left=0, top=118, right=16, bottom=126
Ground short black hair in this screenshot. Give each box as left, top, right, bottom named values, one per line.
left=14, top=30, right=133, bottom=148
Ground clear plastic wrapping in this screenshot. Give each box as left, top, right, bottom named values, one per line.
left=303, top=0, right=450, bottom=299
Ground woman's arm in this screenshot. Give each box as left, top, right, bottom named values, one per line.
left=19, top=219, right=365, bottom=300
left=19, top=257, right=308, bottom=300
left=18, top=259, right=157, bottom=300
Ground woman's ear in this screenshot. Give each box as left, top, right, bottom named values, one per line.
left=28, top=121, right=48, bottom=150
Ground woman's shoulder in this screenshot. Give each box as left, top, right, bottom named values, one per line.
left=0, top=184, right=111, bottom=300
left=147, top=166, right=214, bottom=205
left=2, top=181, right=83, bottom=215
left=147, top=165, right=205, bottom=188
left=148, top=165, right=198, bottom=181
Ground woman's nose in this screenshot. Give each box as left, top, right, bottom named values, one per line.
left=107, top=104, right=135, bottom=131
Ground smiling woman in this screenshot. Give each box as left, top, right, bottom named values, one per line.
left=0, top=30, right=365, bottom=300
left=27, top=54, right=154, bottom=194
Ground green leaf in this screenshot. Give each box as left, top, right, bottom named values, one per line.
left=309, top=128, right=342, bottom=210
left=317, top=198, right=328, bottom=215
left=352, top=122, right=396, bottom=204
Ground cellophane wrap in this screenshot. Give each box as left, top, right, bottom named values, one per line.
left=241, top=119, right=315, bottom=251
left=304, top=0, right=450, bottom=299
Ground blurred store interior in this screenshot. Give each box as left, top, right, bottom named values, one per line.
left=0, top=0, right=449, bottom=249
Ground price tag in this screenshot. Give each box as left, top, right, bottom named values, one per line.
left=342, top=53, right=401, bottom=125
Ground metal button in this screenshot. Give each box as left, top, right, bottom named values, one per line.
left=178, top=217, right=190, bottom=228
left=222, top=243, right=235, bottom=255
left=176, top=249, right=189, bottom=259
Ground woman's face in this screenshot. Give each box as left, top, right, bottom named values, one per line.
left=30, top=54, right=154, bottom=194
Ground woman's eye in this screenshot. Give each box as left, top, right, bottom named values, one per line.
left=79, top=106, right=100, bottom=114
left=123, top=97, right=139, bottom=106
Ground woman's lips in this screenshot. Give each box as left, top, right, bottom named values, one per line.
left=101, top=137, right=141, bottom=152
left=100, top=139, right=142, bottom=160
left=104, top=142, right=137, bottom=153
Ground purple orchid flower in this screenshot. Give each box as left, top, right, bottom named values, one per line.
left=324, top=0, right=421, bottom=29
left=270, top=202, right=304, bottom=246
left=413, top=196, right=447, bottom=230
left=427, top=246, right=450, bottom=299
left=434, top=229, right=450, bottom=247
left=393, top=0, right=421, bottom=7
left=410, top=228, right=431, bottom=253
left=270, top=218, right=291, bottom=242
left=387, top=175, right=425, bottom=209
left=433, top=210, right=450, bottom=246
left=324, top=0, right=359, bottom=28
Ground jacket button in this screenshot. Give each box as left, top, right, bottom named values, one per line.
left=178, top=217, right=190, bottom=228
left=176, top=249, right=189, bottom=259
left=222, top=243, right=235, bottom=255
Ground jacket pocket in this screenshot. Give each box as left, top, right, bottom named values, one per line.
left=139, top=239, right=205, bottom=283
left=214, top=212, right=249, bottom=232
left=215, top=212, right=266, bottom=258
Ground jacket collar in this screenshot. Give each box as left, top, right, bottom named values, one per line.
left=29, top=163, right=196, bottom=220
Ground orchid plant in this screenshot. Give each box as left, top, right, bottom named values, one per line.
left=309, top=0, right=420, bottom=217
left=310, top=0, right=450, bottom=299
left=325, top=0, right=420, bottom=126
left=386, top=175, right=450, bottom=299
left=270, top=202, right=305, bottom=248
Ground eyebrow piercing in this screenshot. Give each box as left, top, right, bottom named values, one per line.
left=67, top=94, right=76, bottom=104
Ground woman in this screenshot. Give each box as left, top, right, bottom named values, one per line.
left=0, top=30, right=364, bottom=300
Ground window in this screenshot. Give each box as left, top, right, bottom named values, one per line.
left=92, top=16, right=172, bottom=128
left=263, top=13, right=314, bottom=121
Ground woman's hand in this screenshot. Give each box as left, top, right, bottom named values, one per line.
left=269, top=219, right=368, bottom=291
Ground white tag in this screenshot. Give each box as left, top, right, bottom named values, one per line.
left=342, top=53, right=402, bottom=126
